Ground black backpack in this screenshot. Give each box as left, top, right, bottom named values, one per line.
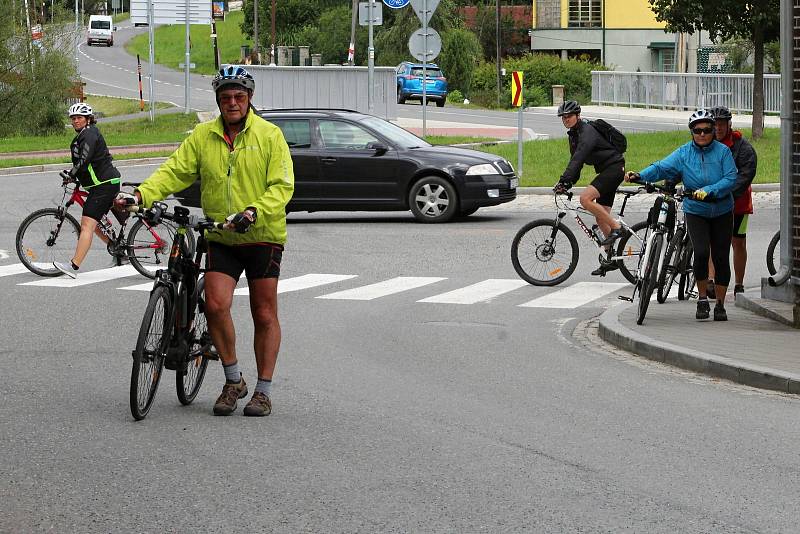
left=588, top=119, right=627, bottom=155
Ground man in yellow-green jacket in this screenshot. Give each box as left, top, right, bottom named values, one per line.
left=117, top=66, right=294, bottom=417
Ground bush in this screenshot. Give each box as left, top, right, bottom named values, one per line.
left=447, top=90, right=464, bottom=103
left=439, top=28, right=481, bottom=94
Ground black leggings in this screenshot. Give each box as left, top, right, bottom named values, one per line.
left=685, top=211, right=733, bottom=286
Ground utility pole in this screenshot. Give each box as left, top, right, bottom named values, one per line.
left=253, top=0, right=259, bottom=64
left=495, top=0, right=501, bottom=106
left=74, top=0, right=79, bottom=67
left=271, top=0, right=276, bottom=65
left=368, top=0, right=374, bottom=112
left=348, top=0, right=357, bottom=65
left=183, top=0, right=190, bottom=113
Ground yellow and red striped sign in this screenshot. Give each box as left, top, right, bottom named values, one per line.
left=511, top=71, right=523, bottom=107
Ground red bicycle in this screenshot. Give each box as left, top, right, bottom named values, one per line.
left=15, top=179, right=194, bottom=278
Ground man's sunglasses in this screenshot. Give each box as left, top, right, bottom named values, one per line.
left=691, top=127, right=714, bottom=135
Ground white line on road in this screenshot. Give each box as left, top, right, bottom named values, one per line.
left=20, top=265, right=141, bottom=287
left=0, top=264, right=30, bottom=277
left=518, top=282, right=627, bottom=308
left=317, top=276, right=446, bottom=300
left=418, top=279, right=529, bottom=304
left=233, top=273, right=359, bottom=296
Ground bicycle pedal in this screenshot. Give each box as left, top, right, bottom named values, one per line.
left=204, top=350, right=219, bottom=360
left=618, top=295, right=633, bottom=302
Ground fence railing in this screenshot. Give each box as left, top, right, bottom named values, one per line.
left=592, top=71, right=782, bottom=113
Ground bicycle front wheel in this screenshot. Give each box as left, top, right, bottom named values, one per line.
left=656, top=227, right=684, bottom=303
left=176, top=278, right=212, bottom=405
left=637, top=232, right=664, bottom=325
left=677, top=243, right=696, bottom=301
left=16, top=208, right=81, bottom=276
left=616, top=221, right=648, bottom=285
left=766, top=230, right=780, bottom=276
left=127, top=218, right=195, bottom=279
left=511, top=219, right=578, bottom=286
left=130, top=286, right=172, bottom=420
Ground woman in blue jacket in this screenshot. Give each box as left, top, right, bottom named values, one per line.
left=625, top=109, right=737, bottom=321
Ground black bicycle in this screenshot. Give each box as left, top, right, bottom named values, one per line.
left=130, top=202, right=220, bottom=421
left=766, top=230, right=780, bottom=276
left=656, top=190, right=695, bottom=303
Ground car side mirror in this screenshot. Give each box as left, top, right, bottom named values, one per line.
left=367, top=142, right=388, bottom=154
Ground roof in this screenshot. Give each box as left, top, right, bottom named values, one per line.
left=257, top=108, right=367, bottom=119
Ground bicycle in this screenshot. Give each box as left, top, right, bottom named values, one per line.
left=15, top=179, right=194, bottom=279
left=510, top=187, right=647, bottom=286
left=618, top=182, right=678, bottom=325
left=130, top=202, right=222, bottom=420
left=656, top=190, right=696, bottom=303
left=766, top=230, right=780, bottom=276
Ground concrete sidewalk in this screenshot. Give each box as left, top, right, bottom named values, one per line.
left=599, top=291, right=799, bottom=394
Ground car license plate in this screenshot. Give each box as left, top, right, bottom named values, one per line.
left=509, top=178, right=519, bottom=188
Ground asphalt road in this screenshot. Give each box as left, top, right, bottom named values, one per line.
left=1, top=166, right=797, bottom=532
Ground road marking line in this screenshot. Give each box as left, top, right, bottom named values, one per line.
left=418, top=279, right=529, bottom=304
left=20, top=265, right=141, bottom=287
left=233, top=273, right=359, bottom=296
left=0, top=264, right=30, bottom=277
left=317, top=276, right=446, bottom=300
left=119, top=281, right=154, bottom=291
left=518, top=282, right=627, bottom=308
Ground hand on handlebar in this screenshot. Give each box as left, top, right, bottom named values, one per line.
left=692, top=189, right=709, bottom=201
left=59, top=169, right=75, bottom=185
left=225, top=208, right=257, bottom=233
left=553, top=180, right=572, bottom=194
left=114, top=192, right=140, bottom=210
left=624, top=171, right=640, bottom=183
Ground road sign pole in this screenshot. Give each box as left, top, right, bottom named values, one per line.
left=147, top=0, right=155, bottom=122
left=184, top=0, right=191, bottom=113
left=368, top=0, right=374, bottom=113
left=517, top=106, right=523, bottom=177
left=422, top=0, right=427, bottom=137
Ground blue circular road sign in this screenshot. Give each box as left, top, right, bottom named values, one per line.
left=383, top=0, right=410, bottom=8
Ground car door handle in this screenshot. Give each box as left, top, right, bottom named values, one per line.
left=321, top=157, right=337, bottom=164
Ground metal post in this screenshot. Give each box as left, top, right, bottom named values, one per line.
left=368, top=0, right=374, bottom=112
left=212, top=20, right=220, bottom=70
left=422, top=0, right=427, bottom=137
left=517, top=105, right=523, bottom=177
left=74, top=0, right=79, bottom=67
left=495, top=0, right=501, bottom=106
left=147, top=0, right=155, bottom=122
left=253, top=0, right=258, bottom=64
left=348, top=0, right=357, bottom=65
left=184, top=0, right=191, bottom=113
left=270, top=0, right=275, bottom=65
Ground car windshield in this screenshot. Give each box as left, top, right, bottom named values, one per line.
left=409, top=68, right=443, bottom=78
left=359, top=117, right=431, bottom=149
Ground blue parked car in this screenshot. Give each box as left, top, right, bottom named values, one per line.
left=396, top=61, right=448, bottom=107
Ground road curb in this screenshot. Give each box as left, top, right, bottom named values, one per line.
left=597, top=302, right=800, bottom=394
left=0, top=157, right=168, bottom=176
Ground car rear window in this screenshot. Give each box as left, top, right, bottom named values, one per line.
left=409, top=68, right=443, bottom=78
left=91, top=20, right=111, bottom=30
left=269, top=119, right=311, bottom=148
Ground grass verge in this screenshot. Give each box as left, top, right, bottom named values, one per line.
left=126, top=10, right=251, bottom=75
left=85, top=95, right=174, bottom=117
left=0, top=151, right=177, bottom=170
left=476, top=128, right=780, bottom=187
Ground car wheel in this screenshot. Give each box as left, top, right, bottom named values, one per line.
left=397, top=87, right=405, bottom=105
left=436, top=99, right=445, bottom=108
left=408, top=176, right=458, bottom=223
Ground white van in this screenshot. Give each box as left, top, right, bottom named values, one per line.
left=87, top=15, right=115, bottom=47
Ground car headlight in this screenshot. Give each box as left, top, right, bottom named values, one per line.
left=465, top=163, right=498, bottom=176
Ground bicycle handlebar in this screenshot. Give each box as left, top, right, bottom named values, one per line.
left=133, top=202, right=227, bottom=232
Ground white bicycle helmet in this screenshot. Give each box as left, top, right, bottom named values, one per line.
left=68, top=102, right=93, bottom=117
left=688, top=109, right=714, bottom=128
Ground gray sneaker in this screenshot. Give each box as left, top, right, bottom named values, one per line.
left=213, top=377, right=248, bottom=416
left=53, top=261, right=77, bottom=279
left=243, top=392, right=272, bottom=417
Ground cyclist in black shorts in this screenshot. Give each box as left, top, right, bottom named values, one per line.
left=53, top=103, right=121, bottom=279
left=555, top=100, right=626, bottom=276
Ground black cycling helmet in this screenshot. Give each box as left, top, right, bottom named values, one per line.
left=557, top=100, right=581, bottom=117
left=688, top=109, right=714, bottom=128
left=212, top=66, right=255, bottom=93
left=709, top=105, right=732, bottom=121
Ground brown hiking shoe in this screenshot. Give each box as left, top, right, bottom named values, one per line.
left=213, top=377, right=248, bottom=416
left=243, top=392, right=272, bottom=417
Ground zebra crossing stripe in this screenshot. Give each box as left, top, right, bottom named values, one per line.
left=317, top=276, right=446, bottom=300
left=119, top=281, right=154, bottom=292
left=20, top=265, right=141, bottom=287
left=233, top=273, right=359, bottom=296
left=0, top=264, right=30, bottom=277
left=418, top=279, right=529, bottom=304
left=518, top=282, right=627, bottom=309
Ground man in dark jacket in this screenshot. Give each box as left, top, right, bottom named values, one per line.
left=707, top=105, right=758, bottom=297
left=556, top=100, right=626, bottom=276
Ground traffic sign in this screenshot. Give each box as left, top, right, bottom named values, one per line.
left=359, top=2, right=383, bottom=25
left=131, top=0, right=212, bottom=25
left=511, top=71, right=523, bottom=107
left=383, top=0, right=410, bottom=8
left=409, top=0, right=440, bottom=26
left=408, top=27, right=441, bottom=62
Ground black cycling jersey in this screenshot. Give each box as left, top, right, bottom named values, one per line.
left=561, top=119, right=624, bottom=185
left=68, top=124, right=121, bottom=189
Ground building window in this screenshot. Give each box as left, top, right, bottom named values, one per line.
left=568, top=0, right=601, bottom=28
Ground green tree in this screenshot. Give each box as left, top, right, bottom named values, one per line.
left=648, top=0, right=779, bottom=139
left=438, top=28, right=481, bottom=95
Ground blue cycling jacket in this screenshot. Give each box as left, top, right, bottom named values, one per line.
left=639, top=139, right=737, bottom=218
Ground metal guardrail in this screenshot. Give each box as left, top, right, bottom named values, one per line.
left=592, top=71, right=782, bottom=113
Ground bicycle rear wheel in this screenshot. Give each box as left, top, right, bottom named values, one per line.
left=127, top=218, right=196, bottom=279
left=616, top=221, right=648, bottom=285
left=176, top=278, right=212, bottom=405
left=766, top=230, right=780, bottom=276
left=637, top=232, right=664, bottom=325
left=656, top=227, right=684, bottom=303
left=677, top=244, right=696, bottom=301
left=15, top=208, right=80, bottom=276
left=511, top=219, right=578, bottom=286
left=130, top=286, right=172, bottom=420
